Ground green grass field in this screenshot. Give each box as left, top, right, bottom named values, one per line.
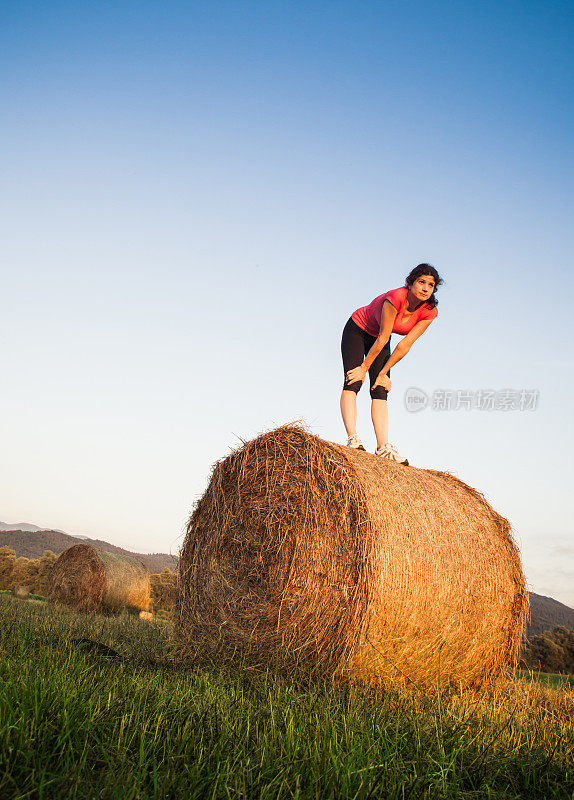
left=1, top=596, right=572, bottom=800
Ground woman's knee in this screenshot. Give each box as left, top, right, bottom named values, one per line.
left=370, top=387, right=388, bottom=401
left=343, top=382, right=362, bottom=395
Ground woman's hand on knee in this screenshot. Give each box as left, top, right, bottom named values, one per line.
left=346, top=366, right=367, bottom=386
left=346, top=366, right=366, bottom=386
left=372, top=373, right=391, bottom=392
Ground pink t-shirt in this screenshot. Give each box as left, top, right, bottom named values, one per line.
left=351, top=286, right=438, bottom=337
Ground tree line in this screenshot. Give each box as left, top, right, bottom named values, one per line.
left=0, top=545, right=57, bottom=596
left=520, top=626, right=574, bottom=674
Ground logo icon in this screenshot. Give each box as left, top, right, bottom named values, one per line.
left=404, top=387, right=428, bottom=413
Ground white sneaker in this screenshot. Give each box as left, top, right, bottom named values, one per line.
left=375, top=442, right=409, bottom=466
left=346, top=433, right=366, bottom=451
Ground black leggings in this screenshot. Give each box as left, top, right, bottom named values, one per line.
left=341, top=317, right=391, bottom=401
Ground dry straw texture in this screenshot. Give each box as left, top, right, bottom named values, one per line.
left=12, top=586, right=30, bottom=600
left=47, top=543, right=151, bottom=614
left=176, top=424, right=528, bottom=689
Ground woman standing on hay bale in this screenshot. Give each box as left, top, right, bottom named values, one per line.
left=341, top=263, right=443, bottom=465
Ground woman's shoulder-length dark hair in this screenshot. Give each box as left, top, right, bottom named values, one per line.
left=405, top=263, right=444, bottom=309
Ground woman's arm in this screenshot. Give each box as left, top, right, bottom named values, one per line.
left=372, top=318, right=435, bottom=389
left=345, top=300, right=397, bottom=386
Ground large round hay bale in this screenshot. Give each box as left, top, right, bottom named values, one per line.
left=12, top=585, right=30, bottom=600
left=47, top=544, right=151, bottom=614
left=176, top=424, right=528, bottom=689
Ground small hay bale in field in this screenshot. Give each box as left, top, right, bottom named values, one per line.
left=47, top=544, right=150, bottom=614
left=175, top=423, right=528, bottom=689
left=12, top=585, right=30, bottom=600
left=139, top=610, right=153, bottom=621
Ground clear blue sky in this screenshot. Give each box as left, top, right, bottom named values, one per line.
left=2, top=1, right=573, bottom=605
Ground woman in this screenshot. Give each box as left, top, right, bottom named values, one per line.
left=340, top=263, right=443, bottom=465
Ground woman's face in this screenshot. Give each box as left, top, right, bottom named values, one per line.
left=409, top=274, right=435, bottom=302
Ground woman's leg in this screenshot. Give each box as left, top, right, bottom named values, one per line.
left=340, top=318, right=367, bottom=437
left=371, top=399, right=389, bottom=450
left=368, top=338, right=391, bottom=450
left=340, top=390, right=358, bottom=437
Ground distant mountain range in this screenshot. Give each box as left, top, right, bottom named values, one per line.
left=527, top=593, right=574, bottom=636
left=1, top=523, right=572, bottom=636
left=0, top=521, right=68, bottom=534
left=0, top=526, right=178, bottom=574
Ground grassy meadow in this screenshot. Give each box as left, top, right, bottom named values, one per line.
left=0, top=594, right=573, bottom=800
